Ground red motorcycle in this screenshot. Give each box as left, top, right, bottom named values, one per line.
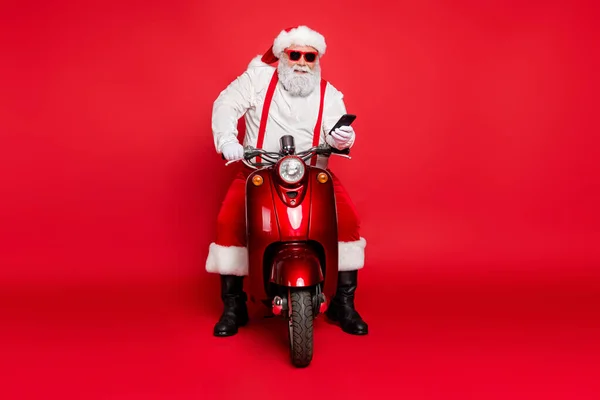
left=225, top=135, right=350, bottom=367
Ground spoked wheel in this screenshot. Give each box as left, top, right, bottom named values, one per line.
left=287, top=288, right=314, bottom=368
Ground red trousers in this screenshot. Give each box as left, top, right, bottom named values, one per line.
left=206, top=164, right=367, bottom=275
left=215, top=165, right=361, bottom=247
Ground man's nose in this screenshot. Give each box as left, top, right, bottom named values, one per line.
left=297, top=57, right=307, bottom=66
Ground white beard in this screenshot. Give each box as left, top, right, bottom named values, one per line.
left=277, top=61, right=321, bottom=97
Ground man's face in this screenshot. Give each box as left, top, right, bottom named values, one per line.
left=277, top=44, right=321, bottom=97
left=281, top=45, right=319, bottom=72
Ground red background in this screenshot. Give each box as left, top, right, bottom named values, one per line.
left=1, top=0, right=599, bottom=398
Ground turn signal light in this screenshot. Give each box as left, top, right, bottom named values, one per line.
left=252, top=175, right=263, bottom=186
left=317, top=172, right=328, bottom=183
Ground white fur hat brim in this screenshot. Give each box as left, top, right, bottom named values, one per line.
left=272, top=25, right=327, bottom=58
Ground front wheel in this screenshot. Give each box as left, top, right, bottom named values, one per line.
left=288, top=288, right=314, bottom=368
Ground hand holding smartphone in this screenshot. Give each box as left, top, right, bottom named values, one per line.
left=328, top=114, right=356, bottom=135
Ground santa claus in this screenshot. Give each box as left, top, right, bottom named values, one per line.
left=206, top=25, right=368, bottom=337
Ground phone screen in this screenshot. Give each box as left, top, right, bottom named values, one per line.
left=328, top=114, right=356, bottom=135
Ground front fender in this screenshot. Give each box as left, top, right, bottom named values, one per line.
left=269, top=245, right=323, bottom=287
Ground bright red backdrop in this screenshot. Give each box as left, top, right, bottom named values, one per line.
left=1, top=1, right=600, bottom=399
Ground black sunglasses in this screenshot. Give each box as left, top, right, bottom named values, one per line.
left=284, top=50, right=318, bottom=63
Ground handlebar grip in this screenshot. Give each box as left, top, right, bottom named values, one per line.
left=245, top=151, right=262, bottom=159
left=331, top=148, right=350, bottom=155
left=221, top=151, right=261, bottom=161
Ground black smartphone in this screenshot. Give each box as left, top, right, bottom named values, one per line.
left=328, top=114, right=356, bottom=135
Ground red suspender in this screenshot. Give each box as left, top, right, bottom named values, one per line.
left=255, top=69, right=327, bottom=164
left=256, top=71, right=279, bottom=163
left=310, top=78, right=328, bottom=166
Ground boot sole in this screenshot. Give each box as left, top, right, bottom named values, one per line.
left=213, top=317, right=249, bottom=337
left=342, top=327, right=368, bottom=335
left=214, top=330, right=238, bottom=337
left=326, top=310, right=368, bottom=335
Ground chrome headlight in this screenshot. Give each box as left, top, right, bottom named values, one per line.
left=278, top=157, right=305, bottom=184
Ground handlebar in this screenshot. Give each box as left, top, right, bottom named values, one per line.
left=221, top=144, right=351, bottom=168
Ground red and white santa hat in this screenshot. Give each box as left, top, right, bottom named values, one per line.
left=260, top=25, right=327, bottom=64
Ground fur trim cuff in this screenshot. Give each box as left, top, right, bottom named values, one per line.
left=205, top=238, right=367, bottom=275
left=339, top=237, right=367, bottom=271
left=205, top=243, right=248, bottom=276
left=273, top=26, right=327, bottom=58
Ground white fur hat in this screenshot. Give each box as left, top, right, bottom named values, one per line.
left=261, top=25, right=327, bottom=64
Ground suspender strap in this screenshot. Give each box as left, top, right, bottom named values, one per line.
left=255, top=70, right=279, bottom=163
left=310, top=78, right=328, bottom=166
left=255, top=70, right=327, bottom=165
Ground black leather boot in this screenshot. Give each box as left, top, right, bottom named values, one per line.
left=213, top=275, right=249, bottom=337
left=326, top=271, right=368, bottom=335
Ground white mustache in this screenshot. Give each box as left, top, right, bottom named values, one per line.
left=292, top=65, right=312, bottom=73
